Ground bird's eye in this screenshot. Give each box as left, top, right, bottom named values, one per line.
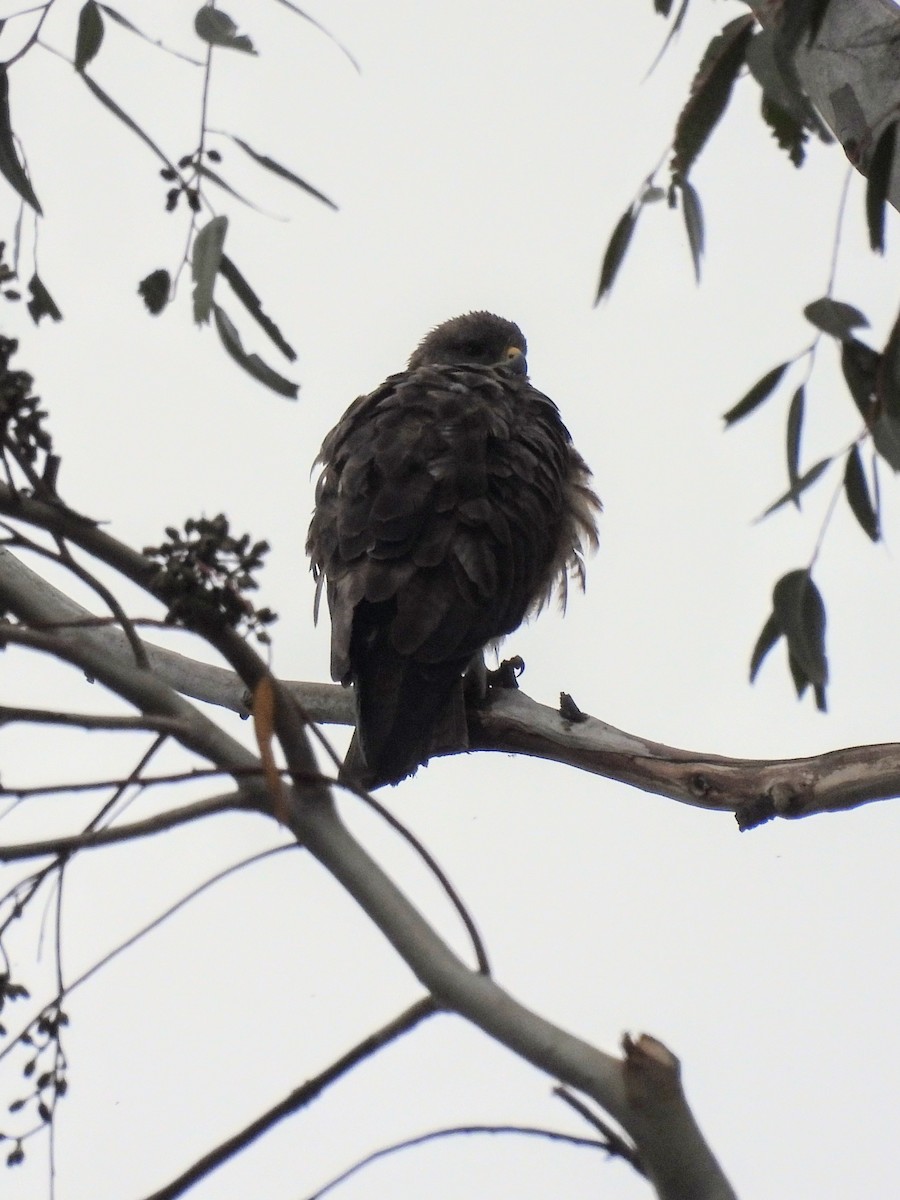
left=505, top=346, right=523, bottom=360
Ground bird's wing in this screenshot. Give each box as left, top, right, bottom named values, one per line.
left=307, top=363, right=586, bottom=675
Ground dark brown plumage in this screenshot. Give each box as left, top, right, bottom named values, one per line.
left=306, top=311, right=600, bottom=788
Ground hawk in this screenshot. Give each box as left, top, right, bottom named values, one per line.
left=307, top=311, right=600, bottom=788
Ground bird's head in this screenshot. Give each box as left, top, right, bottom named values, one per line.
left=407, top=311, right=527, bottom=373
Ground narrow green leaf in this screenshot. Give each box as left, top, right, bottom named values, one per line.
left=786, top=650, right=809, bottom=700
left=759, top=456, right=831, bottom=519
left=80, top=72, right=173, bottom=169
left=196, top=164, right=266, bottom=213
left=840, top=337, right=879, bottom=422
left=873, top=309, right=900, bottom=471
left=678, top=178, right=704, bottom=281
left=26, top=274, right=62, bottom=324
left=877, top=306, right=900, bottom=421
left=192, top=215, right=228, bottom=324
left=219, top=255, right=296, bottom=361
left=786, top=385, right=804, bottom=503
left=872, top=415, right=900, bottom=472
left=804, top=296, right=869, bottom=339
left=723, top=361, right=788, bottom=425
left=75, top=1, right=104, bottom=72
left=773, top=570, right=828, bottom=689
left=270, top=0, right=360, bottom=72
left=194, top=7, right=256, bottom=54
left=138, top=268, right=170, bottom=315
left=0, top=68, right=41, bottom=214
left=646, top=0, right=691, bottom=77
left=227, top=135, right=337, bottom=209
left=213, top=305, right=298, bottom=398
left=749, top=611, right=781, bottom=682
left=671, top=15, right=754, bottom=179
left=595, top=205, right=639, bottom=303
left=843, top=444, right=879, bottom=541
left=865, top=120, right=895, bottom=253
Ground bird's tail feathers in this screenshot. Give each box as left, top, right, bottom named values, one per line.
left=340, top=649, right=468, bottom=789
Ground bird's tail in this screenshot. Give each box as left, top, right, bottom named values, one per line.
left=339, top=650, right=469, bottom=789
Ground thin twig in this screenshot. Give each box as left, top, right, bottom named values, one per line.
left=304, top=1124, right=608, bottom=1200
left=0, top=845, right=294, bottom=1069
left=0, top=525, right=150, bottom=668
left=3, top=0, right=55, bottom=68
left=335, top=775, right=491, bottom=976
left=0, top=705, right=190, bottom=734
left=0, top=793, right=248, bottom=861
left=85, top=734, right=167, bottom=832
left=142, top=997, right=438, bottom=1200
left=553, top=1086, right=645, bottom=1175
left=0, top=764, right=272, bottom=800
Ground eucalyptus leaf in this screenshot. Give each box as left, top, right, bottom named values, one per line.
left=786, top=385, right=804, bottom=503
left=843, top=444, right=879, bottom=541
left=678, top=178, right=704, bottom=281
left=865, top=120, right=896, bottom=254
left=192, top=215, right=228, bottom=324
left=749, top=611, right=781, bottom=682
left=213, top=305, right=298, bottom=398
left=723, top=361, right=788, bottom=425
left=0, top=68, right=41, bottom=214
left=804, top=297, right=869, bottom=339
left=772, top=569, right=828, bottom=690
left=226, top=135, right=337, bottom=209
left=759, top=456, right=831, bottom=518
left=75, top=1, right=104, bottom=71
left=195, top=6, right=256, bottom=53
left=596, top=205, right=639, bottom=303
left=26, top=274, right=62, bottom=325
left=219, top=255, right=296, bottom=361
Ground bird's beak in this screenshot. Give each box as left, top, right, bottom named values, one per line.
left=503, top=347, right=527, bottom=375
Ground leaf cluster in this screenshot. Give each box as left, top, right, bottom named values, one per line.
left=0, top=336, right=55, bottom=496
left=598, top=9, right=839, bottom=302
left=144, top=515, right=277, bottom=642
left=0, top=2, right=342, bottom=394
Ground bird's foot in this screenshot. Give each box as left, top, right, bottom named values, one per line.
left=486, top=655, right=525, bottom=691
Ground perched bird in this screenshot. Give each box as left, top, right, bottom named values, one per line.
left=307, top=311, right=600, bottom=788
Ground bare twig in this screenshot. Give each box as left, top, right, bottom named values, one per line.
left=304, top=1124, right=608, bottom=1200
left=553, top=1085, right=645, bottom=1175
left=0, top=705, right=190, bottom=734
left=0, top=846, right=294, bottom=1069
left=0, top=793, right=247, bottom=861
left=142, top=997, right=437, bottom=1200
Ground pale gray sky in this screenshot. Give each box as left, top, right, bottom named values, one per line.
left=1, top=3, right=899, bottom=1199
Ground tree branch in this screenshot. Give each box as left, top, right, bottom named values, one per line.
left=142, top=997, right=438, bottom=1200
left=0, top=793, right=247, bottom=860
left=2, top=542, right=898, bottom=826
left=0, top=490, right=738, bottom=1196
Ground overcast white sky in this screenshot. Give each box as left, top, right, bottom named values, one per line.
left=0, top=3, right=899, bottom=1199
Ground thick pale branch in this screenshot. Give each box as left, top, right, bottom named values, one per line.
left=281, top=784, right=735, bottom=1200
left=0, top=519, right=736, bottom=1196
left=468, top=689, right=900, bottom=826
left=3, top=544, right=897, bottom=824
left=0, top=545, right=265, bottom=789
